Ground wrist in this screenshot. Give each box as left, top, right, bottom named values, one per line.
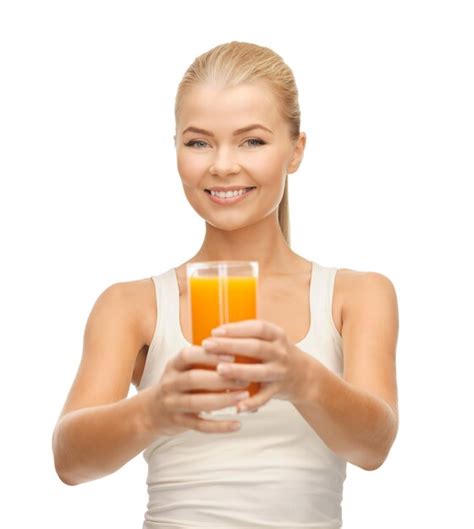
left=136, top=386, right=162, bottom=438
left=289, top=347, right=322, bottom=406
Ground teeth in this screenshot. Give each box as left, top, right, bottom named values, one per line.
left=211, top=188, right=251, bottom=198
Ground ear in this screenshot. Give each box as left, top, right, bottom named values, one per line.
left=287, top=132, right=306, bottom=174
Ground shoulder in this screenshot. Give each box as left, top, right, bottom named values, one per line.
left=338, top=268, right=397, bottom=298
left=336, top=268, right=398, bottom=331
left=100, top=277, right=157, bottom=346
left=336, top=267, right=396, bottom=291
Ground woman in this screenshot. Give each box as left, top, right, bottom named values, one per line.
left=53, top=41, right=399, bottom=529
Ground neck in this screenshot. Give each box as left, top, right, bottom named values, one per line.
left=189, top=212, right=303, bottom=276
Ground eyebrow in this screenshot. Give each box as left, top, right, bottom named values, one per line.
left=182, top=124, right=273, bottom=137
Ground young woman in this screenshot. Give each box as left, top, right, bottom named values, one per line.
left=53, top=41, right=399, bottom=529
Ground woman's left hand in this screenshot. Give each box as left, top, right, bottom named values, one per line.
left=201, top=319, right=311, bottom=413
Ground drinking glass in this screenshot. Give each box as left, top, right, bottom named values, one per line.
left=186, top=260, right=260, bottom=416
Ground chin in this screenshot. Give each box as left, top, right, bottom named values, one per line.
left=203, top=215, right=259, bottom=232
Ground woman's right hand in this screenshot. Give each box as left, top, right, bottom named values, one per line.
left=142, top=345, right=249, bottom=436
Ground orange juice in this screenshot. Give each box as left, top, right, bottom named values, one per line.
left=189, top=273, right=261, bottom=397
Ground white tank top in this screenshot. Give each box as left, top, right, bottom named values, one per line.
left=137, top=261, right=346, bottom=529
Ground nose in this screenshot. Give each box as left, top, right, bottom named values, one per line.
left=209, top=146, right=240, bottom=176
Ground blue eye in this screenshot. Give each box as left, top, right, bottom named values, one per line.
left=184, top=140, right=208, bottom=149
left=184, top=138, right=266, bottom=149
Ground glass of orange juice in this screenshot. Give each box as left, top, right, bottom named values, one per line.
left=186, top=260, right=261, bottom=416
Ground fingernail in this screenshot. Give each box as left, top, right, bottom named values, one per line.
left=234, top=391, right=249, bottom=401
left=212, top=327, right=227, bottom=336
left=202, top=339, right=217, bottom=348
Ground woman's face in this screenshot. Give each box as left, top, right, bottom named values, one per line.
left=175, top=82, right=305, bottom=231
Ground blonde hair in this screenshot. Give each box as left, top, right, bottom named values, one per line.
left=175, top=41, right=302, bottom=247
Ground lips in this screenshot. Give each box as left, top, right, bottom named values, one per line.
left=205, top=186, right=256, bottom=193
left=205, top=186, right=256, bottom=205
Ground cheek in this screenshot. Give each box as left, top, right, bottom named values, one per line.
left=177, top=153, right=206, bottom=184
left=252, top=155, right=287, bottom=183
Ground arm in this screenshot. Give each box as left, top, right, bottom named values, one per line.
left=53, top=387, right=158, bottom=485
left=52, top=280, right=158, bottom=486
left=293, top=272, right=399, bottom=471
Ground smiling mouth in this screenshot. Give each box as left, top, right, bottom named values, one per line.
left=204, top=186, right=257, bottom=205
left=204, top=187, right=256, bottom=195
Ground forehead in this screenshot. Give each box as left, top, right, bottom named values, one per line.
left=178, top=82, right=281, bottom=131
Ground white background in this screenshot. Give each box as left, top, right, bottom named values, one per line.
left=1, top=0, right=473, bottom=527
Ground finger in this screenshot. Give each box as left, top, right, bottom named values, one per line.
left=173, top=345, right=235, bottom=372
left=174, top=388, right=250, bottom=413
left=176, top=412, right=242, bottom=434
left=215, top=360, right=277, bottom=383
left=211, top=319, right=280, bottom=341
left=236, top=382, right=277, bottom=414
left=175, top=367, right=249, bottom=393
left=202, top=337, right=270, bottom=360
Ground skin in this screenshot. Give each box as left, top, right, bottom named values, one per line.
left=174, top=81, right=307, bottom=273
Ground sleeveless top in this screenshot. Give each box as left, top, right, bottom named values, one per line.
left=137, top=261, right=346, bottom=529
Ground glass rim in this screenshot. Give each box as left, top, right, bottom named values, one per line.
left=186, top=260, right=259, bottom=272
